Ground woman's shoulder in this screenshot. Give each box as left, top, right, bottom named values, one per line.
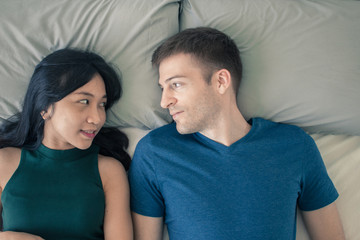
left=97, top=154, right=128, bottom=189
left=0, top=147, right=22, bottom=191
left=97, top=154, right=126, bottom=172
left=0, top=146, right=21, bottom=156
left=0, top=147, right=21, bottom=166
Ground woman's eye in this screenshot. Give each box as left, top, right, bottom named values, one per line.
left=79, top=99, right=89, bottom=104
left=100, top=102, right=107, bottom=108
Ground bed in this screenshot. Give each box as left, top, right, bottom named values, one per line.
left=1, top=0, right=359, bottom=239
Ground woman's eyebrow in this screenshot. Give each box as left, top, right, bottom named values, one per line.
left=74, top=92, right=107, bottom=99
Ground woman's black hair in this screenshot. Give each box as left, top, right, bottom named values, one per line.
left=0, top=48, right=130, bottom=170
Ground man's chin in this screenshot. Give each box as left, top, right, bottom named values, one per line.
left=175, top=123, right=196, bottom=135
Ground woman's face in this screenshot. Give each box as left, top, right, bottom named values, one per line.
left=42, top=73, right=107, bottom=150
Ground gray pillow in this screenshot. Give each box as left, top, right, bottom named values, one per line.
left=0, top=0, right=177, bottom=129
left=180, top=0, right=360, bottom=135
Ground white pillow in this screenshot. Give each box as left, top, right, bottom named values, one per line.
left=180, top=0, right=360, bottom=135
left=0, top=0, right=177, bottom=129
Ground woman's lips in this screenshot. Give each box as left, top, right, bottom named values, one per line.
left=81, top=130, right=96, bottom=139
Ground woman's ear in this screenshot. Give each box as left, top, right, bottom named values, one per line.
left=214, top=69, right=232, bottom=94
left=41, top=105, right=54, bottom=120
left=40, top=110, right=49, bottom=120
left=40, top=110, right=47, bottom=120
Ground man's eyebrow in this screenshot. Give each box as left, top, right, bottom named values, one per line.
left=74, top=92, right=107, bottom=99
left=158, top=75, right=185, bottom=87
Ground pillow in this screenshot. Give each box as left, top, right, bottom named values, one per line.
left=0, top=0, right=177, bottom=130
left=180, top=0, right=360, bottom=135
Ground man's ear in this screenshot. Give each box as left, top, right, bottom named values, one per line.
left=214, top=69, right=232, bottom=94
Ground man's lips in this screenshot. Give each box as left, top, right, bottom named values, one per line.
left=171, top=111, right=183, bottom=120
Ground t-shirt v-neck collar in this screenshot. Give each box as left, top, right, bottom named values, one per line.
left=192, top=118, right=257, bottom=152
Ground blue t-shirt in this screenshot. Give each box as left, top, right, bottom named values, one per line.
left=128, top=118, right=338, bottom=240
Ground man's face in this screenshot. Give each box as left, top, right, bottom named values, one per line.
left=158, top=53, right=221, bottom=134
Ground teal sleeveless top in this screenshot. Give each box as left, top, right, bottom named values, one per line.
left=1, top=144, right=105, bottom=240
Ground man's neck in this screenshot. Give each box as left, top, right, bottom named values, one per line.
left=199, top=108, right=251, bottom=147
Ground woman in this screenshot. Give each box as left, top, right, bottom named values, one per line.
left=0, top=49, right=132, bottom=239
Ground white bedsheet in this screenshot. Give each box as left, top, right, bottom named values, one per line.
left=297, top=133, right=360, bottom=240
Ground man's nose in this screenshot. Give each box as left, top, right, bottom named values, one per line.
left=160, top=89, right=176, bottom=109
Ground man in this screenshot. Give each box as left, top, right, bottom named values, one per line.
left=128, top=27, right=345, bottom=240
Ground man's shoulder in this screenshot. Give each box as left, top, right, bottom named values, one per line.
left=252, top=117, right=310, bottom=142
left=130, top=123, right=181, bottom=173
left=137, top=122, right=179, bottom=147
left=145, top=122, right=177, bottom=138
left=150, top=122, right=177, bottom=135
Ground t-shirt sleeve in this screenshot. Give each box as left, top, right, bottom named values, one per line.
left=128, top=138, right=165, bottom=217
left=297, top=135, right=339, bottom=211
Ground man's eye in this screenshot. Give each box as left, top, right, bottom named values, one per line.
left=173, top=83, right=181, bottom=88
left=79, top=99, right=89, bottom=104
